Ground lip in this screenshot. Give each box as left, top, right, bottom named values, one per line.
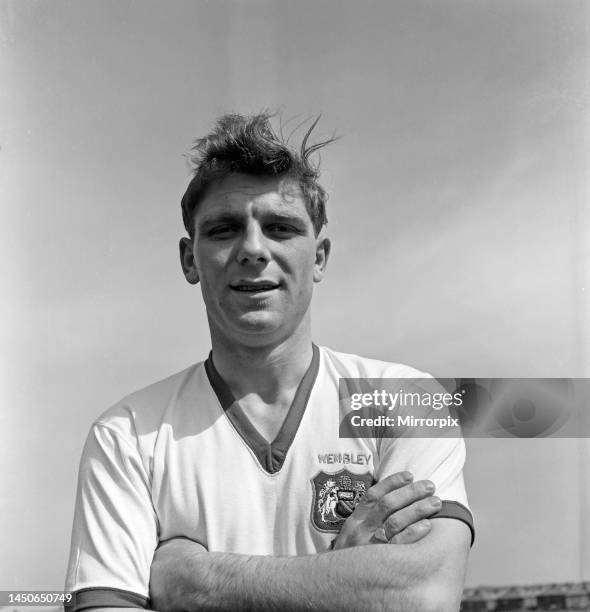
left=229, top=280, right=282, bottom=293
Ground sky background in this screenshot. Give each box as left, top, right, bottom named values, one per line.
left=1, top=0, right=589, bottom=591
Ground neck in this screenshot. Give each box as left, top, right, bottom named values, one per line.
left=209, top=323, right=314, bottom=400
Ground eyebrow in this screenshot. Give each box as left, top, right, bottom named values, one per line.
left=266, top=211, right=309, bottom=224
left=197, top=210, right=309, bottom=231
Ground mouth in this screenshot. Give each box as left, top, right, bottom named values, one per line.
left=230, top=281, right=281, bottom=294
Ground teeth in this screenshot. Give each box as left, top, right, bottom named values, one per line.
left=234, top=285, right=276, bottom=292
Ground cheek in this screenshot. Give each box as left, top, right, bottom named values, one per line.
left=196, top=249, right=229, bottom=277
left=287, top=245, right=317, bottom=272
left=290, top=253, right=318, bottom=295
left=195, top=263, right=225, bottom=304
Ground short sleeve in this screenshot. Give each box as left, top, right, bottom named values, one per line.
left=65, top=423, right=158, bottom=611
left=376, top=434, right=475, bottom=545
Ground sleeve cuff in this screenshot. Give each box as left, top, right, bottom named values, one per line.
left=431, top=500, right=475, bottom=546
left=65, top=587, right=149, bottom=612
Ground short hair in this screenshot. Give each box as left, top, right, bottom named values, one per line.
left=181, top=112, right=336, bottom=238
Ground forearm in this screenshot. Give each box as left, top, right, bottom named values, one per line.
left=152, top=538, right=459, bottom=612
left=201, top=547, right=431, bottom=611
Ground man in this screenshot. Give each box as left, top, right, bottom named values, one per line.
left=65, top=112, right=474, bottom=611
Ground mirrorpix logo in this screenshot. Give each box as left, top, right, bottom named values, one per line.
left=452, top=378, right=575, bottom=437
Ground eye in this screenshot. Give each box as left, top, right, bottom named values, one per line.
left=266, top=223, right=299, bottom=237
left=205, top=224, right=240, bottom=239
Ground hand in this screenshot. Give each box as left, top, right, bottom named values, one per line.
left=149, top=538, right=208, bottom=612
left=332, top=471, right=440, bottom=549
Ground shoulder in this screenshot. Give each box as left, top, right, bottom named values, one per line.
left=92, top=362, right=205, bottom=440
left=318, top=345, right=431, bottom=379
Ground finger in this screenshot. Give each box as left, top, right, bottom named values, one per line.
left=363, top=471, right=414, bottom=502
left=382, top=496, right=441, bottom=539
left=358, top=479, right=436, bottom=527
left=370, top=517, right=433, bottom=545
left=389, top=519, right=432, bottom=544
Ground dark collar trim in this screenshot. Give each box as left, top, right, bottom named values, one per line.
left=204, top=344, right=320, bottom=474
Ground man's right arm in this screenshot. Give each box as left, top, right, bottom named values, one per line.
left=149, top=520, right=469, bottom=612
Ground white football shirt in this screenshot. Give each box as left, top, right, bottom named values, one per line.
left=65, top=345, right=473, bottom=610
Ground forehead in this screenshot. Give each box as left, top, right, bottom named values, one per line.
left=195, top=173, right=309, bottom=222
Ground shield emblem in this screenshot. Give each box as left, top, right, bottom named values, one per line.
left=310, top=469, right=374, bottom=532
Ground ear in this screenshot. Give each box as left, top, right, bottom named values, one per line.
left=179, top=237, right=200, bottom=285
left=313, top=228, right=331, bottom=283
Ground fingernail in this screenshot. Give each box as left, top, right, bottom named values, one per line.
left=424, top=480, right=435, bottom=492
left=402, top=471, right=413, bottom=482
left=430, top=497, right=441, bottom=509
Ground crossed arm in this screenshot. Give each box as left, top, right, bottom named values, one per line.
left=147, top=473, right=471, bottom=612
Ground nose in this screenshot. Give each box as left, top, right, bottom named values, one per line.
left=235, top=222, right=270, bottom=266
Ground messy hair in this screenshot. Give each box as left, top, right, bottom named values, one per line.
left=181, top=112, right=336, bottom=238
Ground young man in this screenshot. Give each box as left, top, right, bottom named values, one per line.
left=65, top=113, right=474, bottom=611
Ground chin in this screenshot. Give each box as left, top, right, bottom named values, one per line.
left=235, top=313, right=283, bottom=334
left=229, top=313, right=307, bottom=348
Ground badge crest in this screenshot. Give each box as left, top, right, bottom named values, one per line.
left=310, top=469, right=374, bottom=532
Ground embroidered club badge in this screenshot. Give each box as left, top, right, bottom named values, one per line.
left=310, top=469, right=374, bottom=532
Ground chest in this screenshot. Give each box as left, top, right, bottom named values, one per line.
left=150, top=412, right=377, bottom=554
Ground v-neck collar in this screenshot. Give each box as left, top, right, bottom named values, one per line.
left=204, top=344, right=320, bottom=474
